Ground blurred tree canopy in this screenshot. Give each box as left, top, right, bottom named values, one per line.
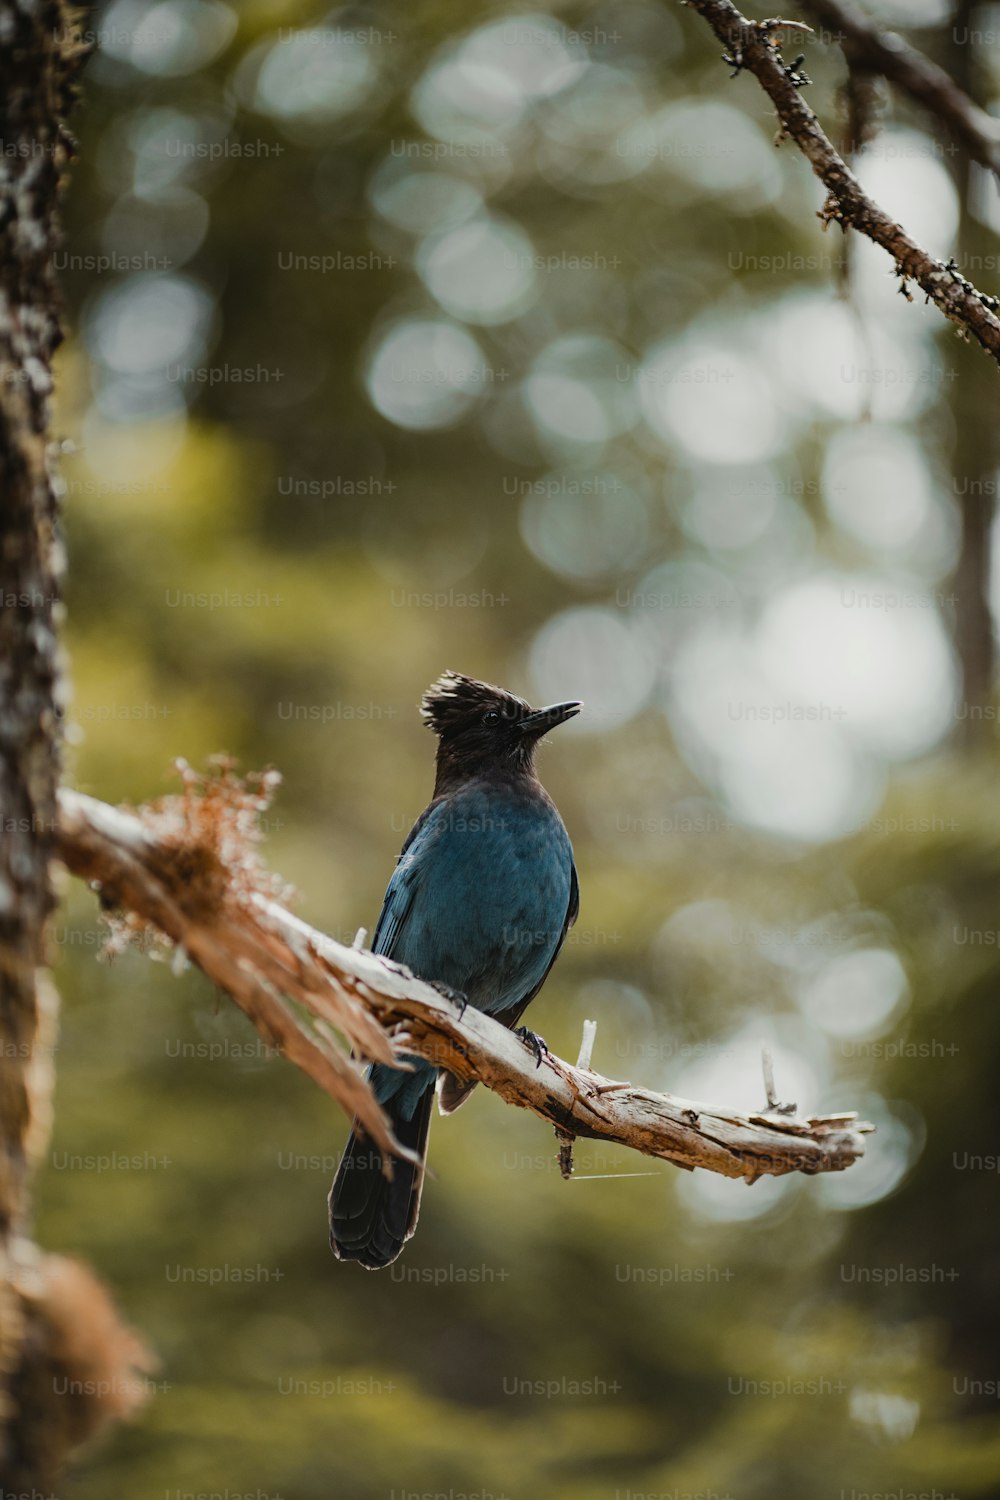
left=40, top=0, right=1000, bottom=1494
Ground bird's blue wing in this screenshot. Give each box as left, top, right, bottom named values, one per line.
left=367, top=799, right=450, bottom=1113
left=370, top=797, right=443, bottom=958
left=437, top=856, right=578, bottom=1114
left=489, top=859, right=578, bottom=1031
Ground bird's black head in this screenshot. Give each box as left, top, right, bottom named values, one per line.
left=422, top=671, right=581, bottom=787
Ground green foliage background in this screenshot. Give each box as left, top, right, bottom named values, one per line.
left=42, top=0, right=1000, bottom=1494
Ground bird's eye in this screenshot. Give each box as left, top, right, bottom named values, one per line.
left=482, top=709, right=500, bottom=725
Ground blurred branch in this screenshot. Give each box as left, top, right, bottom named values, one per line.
left=555, top=1018, right=599, bottom=1179
left=796, top=0, right=1000, bottom=179
left=56, top=787, right=874, bottom=1184
left=945, top=0, right=999, bottom=742
left=685, top=0, right=1000, bottom=365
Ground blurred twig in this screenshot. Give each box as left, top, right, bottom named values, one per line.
left=685, top=0, right=1000, bottom=365
left=56, top=787, right=874, bottom=1184
left=796, top=0, right=1000, bottom=180
left=772, top=0, right=1000, bottom=733
left=555, top=1018, right=599, bottom=1178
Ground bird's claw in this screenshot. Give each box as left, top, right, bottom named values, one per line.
left=760, top=1097, right=799, bottom=1117
left=432, top=981, right=468, bottom=1020
left=515, top=1026, right=549, bottom=1068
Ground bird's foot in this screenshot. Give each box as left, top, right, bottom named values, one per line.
left=515, top=1026, right=549, bottom=1068
left=759, top=1096, right=800, bottom=1118
left=431, top=981, right=468, bottom=1020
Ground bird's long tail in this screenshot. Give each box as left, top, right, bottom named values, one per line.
left=328, top=1069, right=433, bottom=1270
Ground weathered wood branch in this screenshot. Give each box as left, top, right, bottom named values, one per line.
left=56, top=787, right=873, bottom=1184
left=797, top=0, right=1000, bottom=179
left=685, top=0, right=1000, bottom=365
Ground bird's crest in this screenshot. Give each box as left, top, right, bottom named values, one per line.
left=420, top=671, right=527, bottom=737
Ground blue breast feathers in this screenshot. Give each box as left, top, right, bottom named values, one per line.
left=372, top=782, right=575, bottom=1018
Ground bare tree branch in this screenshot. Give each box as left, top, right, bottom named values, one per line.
left=786, top=0, right=999, bottom=734
left=685, top=0, right=1000, bottom=365
left=797, top=0, right=1000, bottom=179
left=56, top=787, right=873, bottom=1185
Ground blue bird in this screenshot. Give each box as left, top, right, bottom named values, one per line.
left=329, top=670, right=580, bottom=1269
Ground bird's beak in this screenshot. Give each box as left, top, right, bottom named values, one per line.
left=518, top=701, right=582, bottom=738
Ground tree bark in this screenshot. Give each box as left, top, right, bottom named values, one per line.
left=0, top=6, right=150, bottom=1489
left=0, top=0, right=76, bottom=1482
